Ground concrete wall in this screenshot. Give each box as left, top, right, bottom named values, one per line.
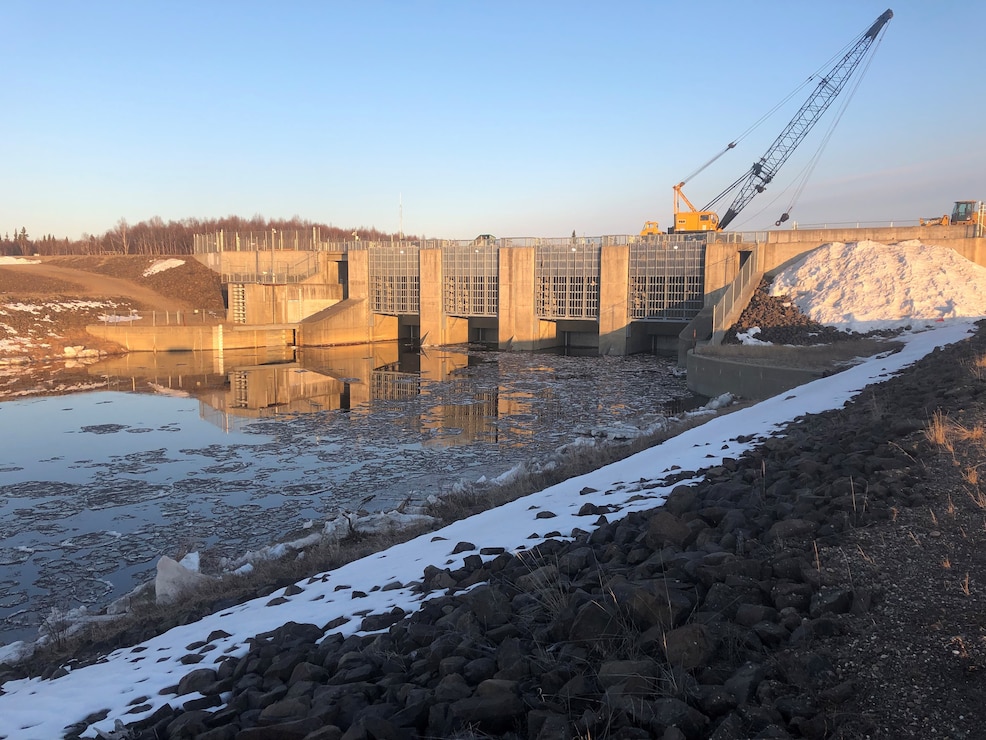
left=419, top=248, right=469, bottom=347
left=762, top=227, right=986, bottom=273
left=498, top=247, right=557, bottom=350
left=703, top=241, right=751, bottom=298
left=294, top=250, right=399, bottom=347
left=87, top=324, right=292, bottom=352
left=194, top=248, right=347, bottom=277
left=686, top=351, right=823, bottom=401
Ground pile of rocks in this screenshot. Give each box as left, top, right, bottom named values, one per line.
left=76, top=324, right=986, bottom=739
left=723, top=278, right=896, bottom=346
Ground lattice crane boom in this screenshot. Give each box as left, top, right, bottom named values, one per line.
left=713, top=9, right=893, bottom=230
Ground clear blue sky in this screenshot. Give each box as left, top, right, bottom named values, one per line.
left=3, top=1, right=982, bottom=241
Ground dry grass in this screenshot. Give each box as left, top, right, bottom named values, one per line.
left=425, top=411, right=716, bottom=524
left=967, top=352, right=986, bottom=382
left=925, top=410, right=954, bottom=452
left=924, top=411, right=986, bottom=462
left=19, top=521, right=438, bottom=675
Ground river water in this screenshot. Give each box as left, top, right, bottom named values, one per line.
left=0, top=343, right=694, bottom=646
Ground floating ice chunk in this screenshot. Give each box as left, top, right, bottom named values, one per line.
left=155, top=555, right=213, bottom=604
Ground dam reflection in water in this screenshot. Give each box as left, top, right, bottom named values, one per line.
left=0, top=343, right=690, bottom=645
left=90, top=343, right=543, bottom=447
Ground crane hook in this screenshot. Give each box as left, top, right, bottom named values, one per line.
left=775, top=212, right=791, bottom=227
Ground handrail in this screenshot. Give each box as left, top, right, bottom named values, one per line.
left=96, top=308, right=226, bottom=326
left=220, top=253, right=320, bottom=285
left=194, top=222, right=980, bottom=255
left=710, top=248, right=761, bottom=345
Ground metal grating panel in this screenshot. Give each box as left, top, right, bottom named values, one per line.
left=369, top=246, right=420, bottom=315
left=535, top=243, right=600, bottom=319
left=370, top=371, right=421, bottom=401
left=442, top=244, right=499, bottom=317
left=628, top=239, right=706, bottom=321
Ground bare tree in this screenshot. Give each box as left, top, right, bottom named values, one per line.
left=116, top=218, right=130, bottom=254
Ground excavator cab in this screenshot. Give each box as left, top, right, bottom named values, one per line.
left=950, top=201, right=982, bottom=225
left=640, top=221, right=662, bottom=236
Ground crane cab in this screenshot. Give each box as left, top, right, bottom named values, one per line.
left=671, top=183, right=720, bottom=233
left=674, top=210, right=720, bottom=232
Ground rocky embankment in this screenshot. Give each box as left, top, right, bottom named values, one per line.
left=87, top=323, right=986, bottom=739
left=723, top=279, right=899, bottom=346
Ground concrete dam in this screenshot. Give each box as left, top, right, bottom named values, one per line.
left=90, top=224, right=986, bottom=361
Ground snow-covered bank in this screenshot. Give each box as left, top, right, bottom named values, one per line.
left=1, top=400, right=721, bottom=662
left=770, top=240, right=986, bottom=333
left=0, top=320, right=974, bottom=739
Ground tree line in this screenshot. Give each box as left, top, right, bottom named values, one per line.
left=0, top=216, right=403, bottom=257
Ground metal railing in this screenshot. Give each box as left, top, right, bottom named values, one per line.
left=710, top=248, right=761, bottom=344
left=193, top=221, right=984, bottom=256
left=96, top=308, right=226, bottom=326
left=194, top=229, right=772, bottom=254
left=194, top=228, right=338, bottom=253
left=221, top=253, right=320, bottom=285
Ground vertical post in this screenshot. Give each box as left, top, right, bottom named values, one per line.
left=599, top=244, right=630, bottom=355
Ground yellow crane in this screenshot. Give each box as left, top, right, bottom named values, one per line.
left=643, top=9, right=892, bottom=234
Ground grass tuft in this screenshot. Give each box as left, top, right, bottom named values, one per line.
left=925, top=410, right=954, bottom=453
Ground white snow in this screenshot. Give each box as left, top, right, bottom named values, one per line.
left=0, top=240, right=983, bottom=738
left=735, top=326, right=771, bottom=345
left=0, top=257, right=40, bottom=265
left=769, top=240, right=986, bottom=333
left=142, top=258, right=184, bottom=277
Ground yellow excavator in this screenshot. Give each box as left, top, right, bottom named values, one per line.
left=643, top=9, right=892, bottom=234
left=921, top=201, right=985, bottom=227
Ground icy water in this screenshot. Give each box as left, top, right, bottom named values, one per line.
left=0, top=343, right=693, bottom=645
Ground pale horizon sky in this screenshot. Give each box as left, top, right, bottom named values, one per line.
left=3, top=1, right=982, bottom=241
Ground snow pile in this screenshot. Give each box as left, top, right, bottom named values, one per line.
left=770, top=240, right=986, bottom=333
left=142, top=258, right=184, bottom=277
left=736, top=327, right=771, bottom=345
left=0, top=257, right=40, bottom=265
left=148, top=382, right=190, bottom=397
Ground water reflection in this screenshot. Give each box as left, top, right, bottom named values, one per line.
left=0, top=343, right=692, bottom=645
left=90, top=344, right=530, bottom=447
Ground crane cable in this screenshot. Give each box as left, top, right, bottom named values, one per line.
left=715, top=22, right=889, bottom=230
left=774, top=29, right=888, bottom=226
left=679, top=31, right=862, bottom=188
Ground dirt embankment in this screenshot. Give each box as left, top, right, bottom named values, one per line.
left=0, top=255, right=225, bottom=360
left=0, top=255, right=226, bottom=397
left=0, top=254, right=225, bottom=311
